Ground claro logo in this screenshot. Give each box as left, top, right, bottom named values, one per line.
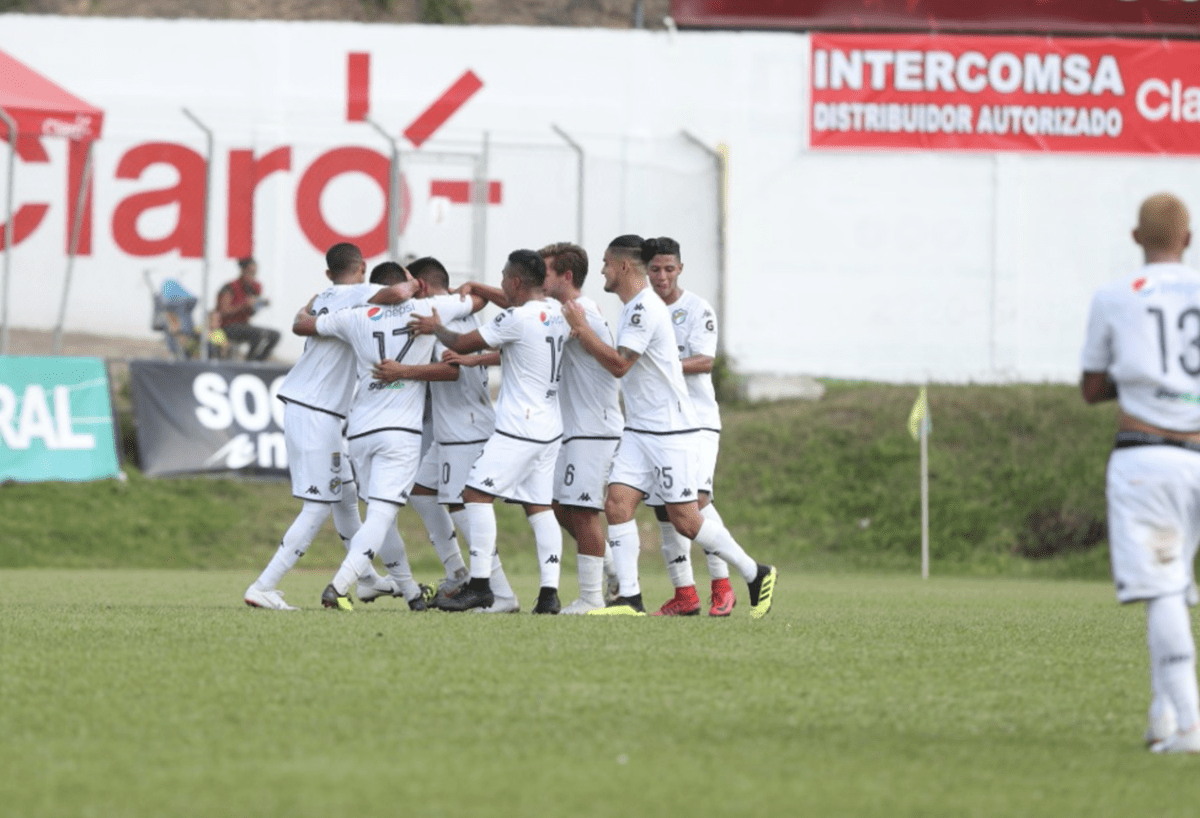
left=193, top=372, right=287, bottom=469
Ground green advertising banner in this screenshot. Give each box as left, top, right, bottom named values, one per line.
left=0, top=357, right=121, bottom=482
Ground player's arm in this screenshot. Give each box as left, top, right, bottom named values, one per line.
left=443, top=350, right=501, bottom=368
left=458, top=281, right=509, bottom=310
left=409, top=309, right=490, bottom=354
left=372, top=359, right=459, bottom=383
left=292, top=295, right=319, bottom=336
left=563, top=301, right=638, bottom=377
left=1081, top=371, right=1118, bottom=404
left=681, top=355, right=714, bottom=375
left=369, top=278, right=425, bottom=305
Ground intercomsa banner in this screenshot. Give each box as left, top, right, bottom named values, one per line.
left=0, top=357, right=121, bottom=482
left=811, top=34, right=1200, bottom=155
left=129, top=361, right=289, bottom=478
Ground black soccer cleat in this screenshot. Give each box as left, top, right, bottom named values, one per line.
left=435, top=578, right=494, bottom=612
left=532, top=586, right=561, bottom=615
left=321, top=584, right=353, bottom=611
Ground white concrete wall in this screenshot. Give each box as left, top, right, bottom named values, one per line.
left=1, top=15, right=1194, bottom=382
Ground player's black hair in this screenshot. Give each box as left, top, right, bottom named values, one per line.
left=326, top=242, right=363, bottom=275
left=408, top=256, right=451, bottom=291
left=369, top=261, right=408, bottom=286
left=505, top=249, right=546, bottom=288
left=237, top=256, right=256, bottom=271
left=608, top=234, right=654, bottom=265
left=540, top=242, right=588, bottom=288
left=645, top=236, right=681, bottom=262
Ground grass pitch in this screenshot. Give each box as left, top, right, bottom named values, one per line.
left=1, top=569, right=1193, bottom=818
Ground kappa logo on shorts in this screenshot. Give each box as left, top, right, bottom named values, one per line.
left=482, top=477, right=495, bottom=487
left=681, top=488, right=693, bottom=498
left=577, top=492, right=592, bottom=502
left=305, top=485, right=320, bottom=495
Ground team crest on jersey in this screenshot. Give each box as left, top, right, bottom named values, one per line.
left=329, top=477, right=342, bottom=494
left=672, top=308, right=687, bottom=325
left=367, top=306, right=384, bottom=321
left=1132, top=277, right=1155, bottom=295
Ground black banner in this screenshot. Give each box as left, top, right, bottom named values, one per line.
left=129, top=361, right=291, bottom=478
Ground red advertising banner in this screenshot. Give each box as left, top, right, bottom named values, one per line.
left=810, top=34, right=1200, bottom=155
left=673, top=1, right=1200, bottom=38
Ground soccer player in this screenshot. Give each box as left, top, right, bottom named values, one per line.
left=372, top=256, right=522, bottom=613
left=1081, top=193, right=1200, bottom=754
left=562, top=234, right=776, bottom=618
left=645, top=237, right=736, bottom=617
left=292, top=267, right=477, bottom=611
left=243, top=244, right=418, bottom=610
left=540, top=242, right=624, bottom=614
left=410, top=249, right=568, bottom=613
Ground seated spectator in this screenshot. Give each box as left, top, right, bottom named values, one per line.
left=212, top=257, right=280, bottom=361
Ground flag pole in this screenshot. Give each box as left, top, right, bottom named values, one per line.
left=920, top=416, right=929, bottom=579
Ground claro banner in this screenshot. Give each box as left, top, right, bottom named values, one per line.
left=129, top=361, right=289, bottom=478
left=810, top=33, right=1200, bottom=155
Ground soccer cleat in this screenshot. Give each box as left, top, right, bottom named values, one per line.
left=433, top=571, right=469, bottom=606
left=407, top=584, right=435, bottom=612
left=244, top=585, right=298, bottom=611
left=747, top=564, right=777, bottom=620
left=321, top=584, right=353, bottom=611
left=560, top=597, right=604, bottom=615
left=708, top=578, right=736, bottom=617
left=532, top=586, right=562, bottom=615
left=652, top=586, right=701, bottom=617
left=587, top=594, right=647, bottom=616
left=1150, top=726, right=1200, bottom=754
left=356, top=575, right=398, bottom=604
left=436, top=580, right=494, bottom=612
left=474, top=594, right=521, bottom=614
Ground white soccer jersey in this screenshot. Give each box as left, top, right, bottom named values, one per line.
left=276, top=282, right=381, bottom=417
left=559, top=295, right=623, bottom=441
left=430, top=311, right=495, bottom=444
left=1082, top=263, right=1200, bottom=432
left=616, top=288, right=698, bottom=433
left=667, top=290, right=721, bottom=431
left=316, top=294, right=474, bottom=439
left=477, top=298, right=567, bottom=442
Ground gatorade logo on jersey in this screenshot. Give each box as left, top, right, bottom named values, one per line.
left=1132, top=277, right=1156, bottom=296
left=672, top=308, right=687, bottom=325
left=367, top=306, right=384, bottom=321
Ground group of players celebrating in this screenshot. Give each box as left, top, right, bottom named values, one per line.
left=243, top=234, right=777, bottom=618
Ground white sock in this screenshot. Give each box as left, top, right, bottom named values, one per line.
left=701, top=503, right=731, bottom=580
left=692, top=519, right=757, bottom=584
left=659, top=520, right=695, bottom=589
left=529, top=510, right=563, bottom=589
left=412, top=494, right=466, bottom=578
left=607, top=519, right=641, bottom=598
left=254, top=501, right=330, bottom=590
left=602, top=540, right=616, bottom=580
left=450, top=508, right=472, bottom=548
left=331, top=503, right=396, bottom=594
left=1147, top=593, right=1200, bottom=732
left=490, top=554, right=515, bottom=598
left=331, top=486, right=362, bottom=547
left=577, top=553, right=604, bottom=606
left=380, top=524, right=419, bottom=600
left=466, top=502, right=497, bottom=580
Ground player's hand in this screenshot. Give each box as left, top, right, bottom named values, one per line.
left=372, top=358, right=404, bottom=383
left=561, top=300, right=586, bottom=335
left=409, top=308, right=441, bottom=335
left=441, top=349, right=470, bottom=367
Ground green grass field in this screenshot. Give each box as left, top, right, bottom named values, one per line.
left=0, top=569, right=1190, bottom=818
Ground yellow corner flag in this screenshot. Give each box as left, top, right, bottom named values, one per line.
left=908, top=386, right=931, bottom=441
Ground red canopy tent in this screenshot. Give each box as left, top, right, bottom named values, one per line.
left=0, top=48, right=105, bottom=353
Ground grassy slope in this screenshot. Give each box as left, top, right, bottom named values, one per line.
left=0, top=570, right=1189, bottom=818
left=1, top=383, right=1119, bottom=579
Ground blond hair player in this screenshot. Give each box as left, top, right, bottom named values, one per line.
left=1081, top=193, right=1200, bottom=754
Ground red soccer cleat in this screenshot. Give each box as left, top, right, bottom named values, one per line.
left=708, top=578, right=736, bottom=617
left=652, top=585, right=701, bottom=616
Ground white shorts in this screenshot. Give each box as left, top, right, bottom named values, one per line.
left=1107, top=445, right=1200, bottom=604
left=413, top=439, right=487, bottom=504
left=696, top=429, right=720, bottom=498
left=466, top=432, right=560, bottom=505
left=610, top=430, right=701, bottom=507
left=348, top=429, right=422, bottom=506
left=554, top=437, right=620, bottom=509
left=283, top=402, right=350, bottom=502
